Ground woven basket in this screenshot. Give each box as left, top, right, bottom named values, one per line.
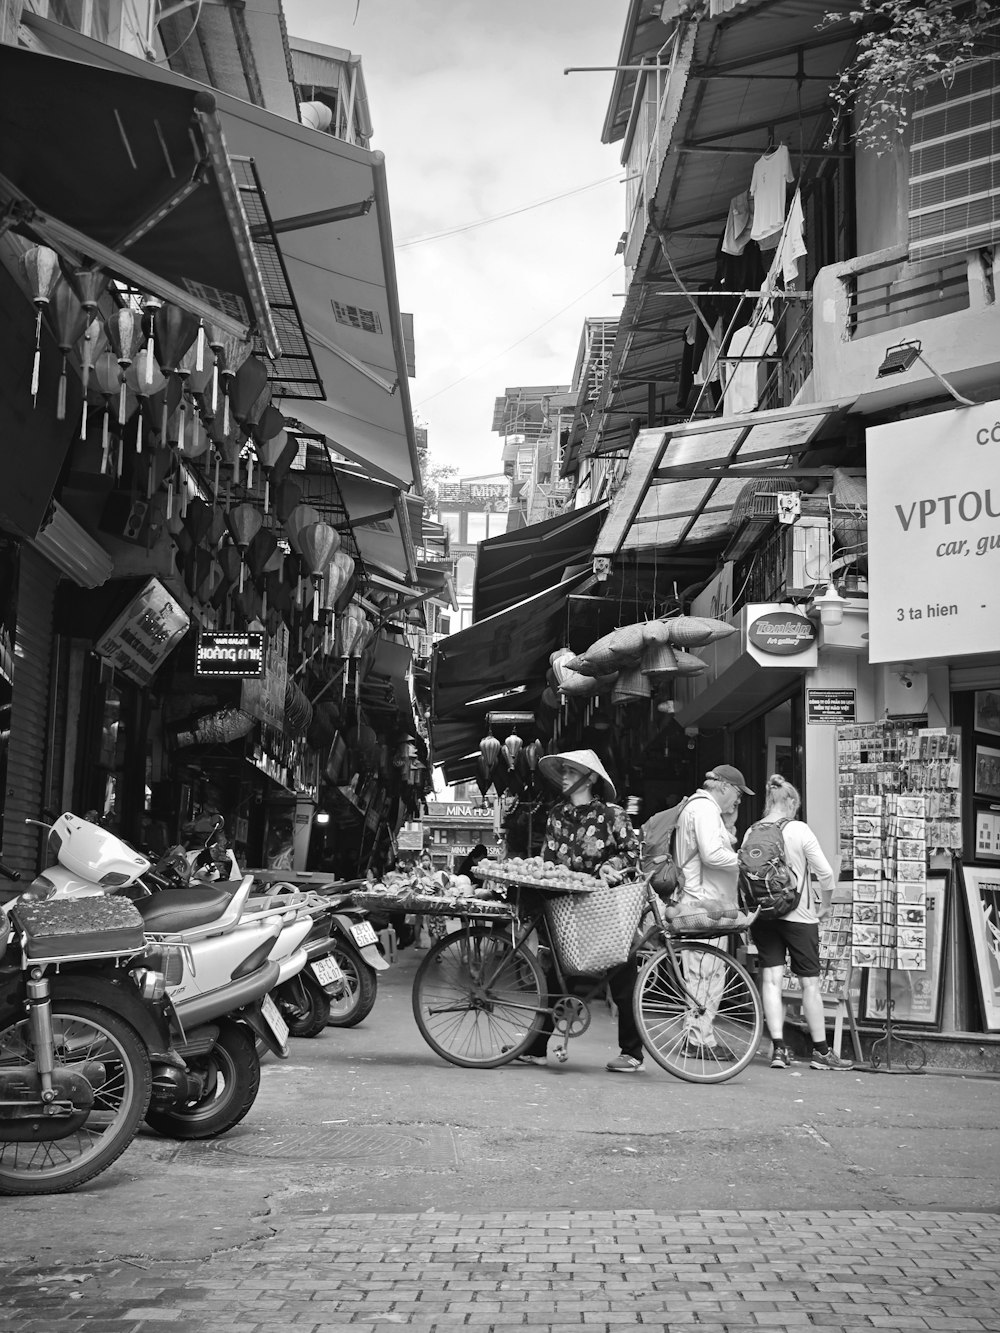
left=670, top=908, right=757, bottom=935
left=545, top=878, right=647, bottom=975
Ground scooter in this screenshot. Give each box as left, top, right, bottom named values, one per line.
left=0, top=862, right=175, bottom=1195
left=23, top=814, right=308, bottom=1139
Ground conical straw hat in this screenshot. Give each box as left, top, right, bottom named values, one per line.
left=538, top=748, right=616, bottom=802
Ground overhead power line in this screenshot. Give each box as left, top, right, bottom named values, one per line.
left=396, top=173, right=621, bottom=248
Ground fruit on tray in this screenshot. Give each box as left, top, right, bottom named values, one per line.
left=486, top=856, right=601, bottom=893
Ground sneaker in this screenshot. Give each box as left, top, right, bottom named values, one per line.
left=810, top=1049, right=854, bottom=1071
left=770, top=1046, right=792, bottom=1069
left=606, top=1054, right=643, bottom=1073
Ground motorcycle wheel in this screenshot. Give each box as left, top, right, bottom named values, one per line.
left=0, top=1000, right=151, bottom=1196
left=326, top=942, right=378, bottom=1027
left=144, top=1019, right=259, bottom=1140
left=281, top=973, right=331, bottom=1038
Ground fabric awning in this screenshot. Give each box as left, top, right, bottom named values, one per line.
left=0, top=42, right=273, bottom=346
left=593, top=399, right=854, bottom=559
left=24, top=15, right=421, bottom=491
left=430, top=573, right=588, bottom=776
left=472, top=501, right=609, bottom=622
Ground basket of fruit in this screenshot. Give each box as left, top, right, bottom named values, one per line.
left=473, top=856, right=597, bottom=895
left=545, top=877, right=648, bottom=976
left=664, top=898, right=758, bottom=934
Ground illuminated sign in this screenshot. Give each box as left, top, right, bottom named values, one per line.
left=196, top=631, right=265, bottom=678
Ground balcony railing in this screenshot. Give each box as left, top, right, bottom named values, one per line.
left=846, top=252, right=971, bottom=340
left=732, top=503, right=867, bottom=613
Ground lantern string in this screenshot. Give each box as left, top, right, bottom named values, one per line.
left=57, top=358, right=68, bottom=421
left=30, top=311, right=42, bottom=404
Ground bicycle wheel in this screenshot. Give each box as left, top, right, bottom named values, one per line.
left=412, top=926, right=547, bottom=1068
left=634, top=941, right=763, bottom=1084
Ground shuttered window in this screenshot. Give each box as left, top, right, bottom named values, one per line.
left=908, top=58, right=1000, bottom=261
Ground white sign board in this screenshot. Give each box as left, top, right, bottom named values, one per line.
left=94, top=578, right=189, bottom=686
left=867, top=404, right=999, bottom=662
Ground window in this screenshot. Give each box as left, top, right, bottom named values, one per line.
left=465, top=512, right=488, bottom=544
left=456, top=556, right=475, bottom=594
left=487, top=512, right=508, bottom=537
left=439, top=512, right=461, bottom=543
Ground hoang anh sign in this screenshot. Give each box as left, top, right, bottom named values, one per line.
left=196, top=631, right=265, bottom=678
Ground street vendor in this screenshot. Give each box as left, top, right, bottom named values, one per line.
left=514, top=748, right=646, bottom=1074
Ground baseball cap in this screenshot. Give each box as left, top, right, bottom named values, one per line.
left=706, top=765, right=754, bottom=796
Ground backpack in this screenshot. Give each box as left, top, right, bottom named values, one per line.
left=641, top=795, right=710, bottom=901
left=737, top=819, right=800, bottom=919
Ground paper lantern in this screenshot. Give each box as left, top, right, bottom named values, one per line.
left=209, top=328, right=253, bottom=432
left=92, top=349, right=123, bottom=476
left=247, top=526, right=279, bottom=581
left=228, top=354, right=270, bottom=430
left=19, top=245, right=61, bottom=404
left=502, top=732, right=523, bottom=770
left=275, top=478, right=303, bottom=523
left=298, top=521, right=341, bottom=620
left=226, top=503, right=263, bottom=592
left=254, top=426, right=296, bottom=512
left=218, top=543, right=243, bottom=588
left=284, top=503, right=320, bottom=554
left=105, top=306, right=144, bottom=425
left=124, top=348, right=167, bottom=455
left=480, top=735, right=501, bottom=767
left=322, top=550, right=355, bottom=610
left=45, top=275, right=88, bottom=421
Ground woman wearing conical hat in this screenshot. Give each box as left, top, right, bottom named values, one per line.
left=517, top=749, right=644, bottom=1074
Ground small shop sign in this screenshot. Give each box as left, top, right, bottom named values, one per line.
left=94, top=577, right=189, bottom=687
left=808, top=688, right=857, bottom=723
left=196, top=631, right=265, bottom=678
left=745, top=605, right=818, bottom=668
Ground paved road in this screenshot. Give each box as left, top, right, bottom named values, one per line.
left=3, top=945, right=999, bottom=1332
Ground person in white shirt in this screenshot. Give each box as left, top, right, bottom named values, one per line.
left=673, top=765, right=753, bottom=1055
left=746, top=774, right=853, bottom=1071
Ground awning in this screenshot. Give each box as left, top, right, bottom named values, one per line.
left=359, top=636, right=414, bottom=733
left=472, top=501, right=608, bottom=622
left=430, top=573, right=588, bottom=776
left=593, top=399, right=854, bottom=559
left=584, top=1, right=857, bottom=458
left=24, top=16, right=421, bottom=492
left=0, top=43, right=274, bottom=348
left=331, top=465, right=417, bottom=583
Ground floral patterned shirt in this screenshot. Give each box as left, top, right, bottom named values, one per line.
left=541, top=799, right=641, bottom=876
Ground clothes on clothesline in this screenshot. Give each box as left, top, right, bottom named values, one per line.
left=722, top=319, right=777, bottom=416
left=721, top=190, right=753, bottom=256
left=750, top=143, right=794, bottom=247
left=772, top=186, right=807, bottom=286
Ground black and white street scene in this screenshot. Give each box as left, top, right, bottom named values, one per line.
left=0, top=1, right=999, bottom=1330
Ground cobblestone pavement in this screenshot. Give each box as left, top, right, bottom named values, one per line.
left=3, top=1208, right=1000, bottom=1332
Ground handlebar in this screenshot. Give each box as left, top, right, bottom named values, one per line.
left=24, top=818, right=52, bottom=831
left=0, top=860, right=21, bottom=881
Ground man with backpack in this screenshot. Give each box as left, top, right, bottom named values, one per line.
left=741, top=774, right=853, bottom=1071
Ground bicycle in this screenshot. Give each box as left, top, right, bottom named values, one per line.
left=411, top=880, right=764, bottom=1084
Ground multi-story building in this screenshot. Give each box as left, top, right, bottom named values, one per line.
left=435, top=474, right=510, bottom=631
left=418, top=800, right=496, bottom=873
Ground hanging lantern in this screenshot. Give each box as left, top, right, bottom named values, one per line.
left=323, top=550, right=355, bottom=610
left=475, top=753, right=493, bottom=800
left=275, top=478, right=303, bottom=523
left=284, top=503, right=321, bottom=555
left=246, top=527, right=279, bottom=583
left=76, top=316, right=107, bottom=442
left=124, top=347, right=167, bottom=454
left=297, top=521, right=340, bottom=621
left=226, top=502, right=264, bottom=592
left=197, top=559, right=224, bottom=607
left=480, top=735, right=501, bottom=768
left=183, top=497, right=216, bottom=549
left=104, top=306, right=144, bottom=426
left=502, top=731, right=523, bottom=771
left=228, top=354, right=270, bottom=430
left=44, top=274, right=88, bottom=421
left=335, top=602, right=369, bottom=705
left=209, top=328, right=253, bottom=433
left=92, top=348, right=122, bottom=475
left=19, top=245, right=61, bottom=405
left=254, top=426, right=295, bottom=513
left=180, top=337, right=215, bottom=411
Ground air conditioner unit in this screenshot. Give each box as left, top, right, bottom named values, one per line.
left=784, top=516, right=831, bottom=597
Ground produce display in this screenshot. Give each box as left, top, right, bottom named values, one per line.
left=348, top=867, right=511, bottom=915
left=662, top=898, right=757, bottom=931
left=474, top=855, right=602, bottom=895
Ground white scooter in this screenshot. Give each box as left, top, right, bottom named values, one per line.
left=21, top=813, right=311, bottom=1139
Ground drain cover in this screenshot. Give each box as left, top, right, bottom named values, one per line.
left=199, top=1124, right=458, bottom=1166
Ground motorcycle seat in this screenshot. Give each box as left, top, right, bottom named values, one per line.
left=137, top=886, right=234, bottom=932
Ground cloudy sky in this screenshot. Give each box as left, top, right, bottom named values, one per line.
left=282, top=0, right=628, bottom=479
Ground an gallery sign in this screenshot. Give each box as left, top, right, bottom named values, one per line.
left=745, top=604, right=818, bottom=668
left=867, top=403, right=999, bottom=662
left=196, top=631, right=265, bottom=678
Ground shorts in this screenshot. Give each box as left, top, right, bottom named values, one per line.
left=751, top=918, right=820, bottom=977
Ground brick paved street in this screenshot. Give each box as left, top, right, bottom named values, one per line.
left=3, top=1208, right=1000, bottom=1332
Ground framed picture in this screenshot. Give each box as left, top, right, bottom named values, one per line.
left=974, top=690, right=1000, bottom=738
left=975, top=809, right=1000, bottom=862
left=862, top=877, right=947, bottom=1028
left=766, top=736, right=792, bottom=780
left=975, top=745, right=1000, bottom=799
left=962, top=867, right=1000, bottom=1031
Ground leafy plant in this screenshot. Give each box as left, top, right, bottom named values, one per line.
left=822, top=1, right=998, bottom=153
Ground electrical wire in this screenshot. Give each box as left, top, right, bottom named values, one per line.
left=414, top=267, right=620, bottom=409
left=396, top=174, right=621, bottom=249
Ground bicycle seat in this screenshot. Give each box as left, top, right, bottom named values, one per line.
left=136, top=885, right=233, bottom=931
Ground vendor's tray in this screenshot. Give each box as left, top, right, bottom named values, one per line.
left=473, top=860, right=599, bottom=896
left=347, top=890, right=514, bottom=918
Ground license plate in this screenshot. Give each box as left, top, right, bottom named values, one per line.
left=260, top=993, right=289, bottom=1047
left=310, top=955, right=345, bottom=987
left=350, top=920, right=378, bottom=948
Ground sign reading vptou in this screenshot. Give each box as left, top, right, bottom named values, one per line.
left=867, top=403, right=999, bottom=662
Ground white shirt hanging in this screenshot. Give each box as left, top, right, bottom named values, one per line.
left=723, top=320, right=777, bottom=416
left=774, top=187, right=807, bottom=286
left=750, top=143, right=794, bottom=246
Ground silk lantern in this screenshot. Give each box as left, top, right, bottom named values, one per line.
left=297, top=520, right=340, bottom=620
left=104, top=306, right=144, bottom=425
left=45, top=274, right=88, bottom=421
left=19, top=245, right=60, bottom=404
left=226, top=502, right=263, bottom=592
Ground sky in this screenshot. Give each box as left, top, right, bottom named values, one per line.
left=281, top=0, right=629, bottom=481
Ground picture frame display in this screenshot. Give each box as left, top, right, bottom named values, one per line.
left=974, top=745, right=1000, bottom=800
left=962, top=867, right=1000, bottom=1032
left=974, top=690, right=1000, bottom=739
left=862, top=877, right=947, bottom=1027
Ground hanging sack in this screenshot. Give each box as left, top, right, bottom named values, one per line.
left=737, top=818, right=800, bottom=919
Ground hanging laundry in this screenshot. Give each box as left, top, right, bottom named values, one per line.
left=773, top=187, right=807, bottom=286
left=721, top=190, right=753, bottom=256
left=750, top=142, right=794, bottom=248
left=722, top=318, right=777, bottom=416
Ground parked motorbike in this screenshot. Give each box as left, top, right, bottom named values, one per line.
left=24, top=813, right=307, bottom=1139
left=0, top=863, right=174, bottom=1195
left=317, top=892, right=386, bottom=1028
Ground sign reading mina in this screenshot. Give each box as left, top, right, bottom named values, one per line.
left=746, top=610, right=816, bottom=661
left=196, top=631, right=265, bottom=678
